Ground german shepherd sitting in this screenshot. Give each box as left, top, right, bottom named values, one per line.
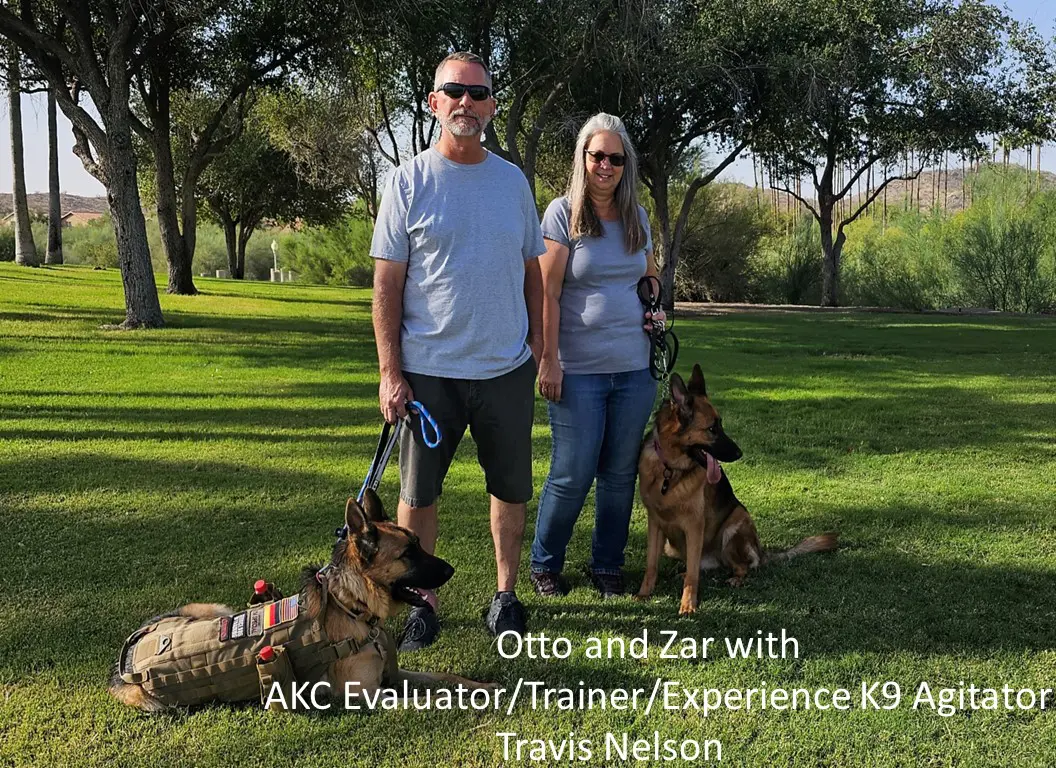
left=637, top=364, right=838, bottom=615
left=110, top=490, right=493, bottom=711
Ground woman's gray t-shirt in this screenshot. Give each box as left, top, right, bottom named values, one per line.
left=542, top=196, right=653, bottom=374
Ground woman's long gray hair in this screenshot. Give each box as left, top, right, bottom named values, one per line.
left=567, top=113, right=646, bottom=253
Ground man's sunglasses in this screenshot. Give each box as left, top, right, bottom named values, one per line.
left=584, top=149, right=626, bottom=167
left=438, top=82, right=492, bottom=101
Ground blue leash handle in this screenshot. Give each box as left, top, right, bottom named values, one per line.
left=407, top=400, right=442, bottom=448
left=347, top=400, right=442, bottom=534
left=354, top=400, right=441, bottom=504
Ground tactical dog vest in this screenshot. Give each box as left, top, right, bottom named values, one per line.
left=119, top=593, right=381, bottom=708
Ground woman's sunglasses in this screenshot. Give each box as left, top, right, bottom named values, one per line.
left=439, top=82, right=492, bottom=101
left=584, top=149, right=626, bottom=167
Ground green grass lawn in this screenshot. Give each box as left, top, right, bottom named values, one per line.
left=2, top=263, right=1056, bottom=767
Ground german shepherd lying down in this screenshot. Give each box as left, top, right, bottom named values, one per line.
left=110, top=490, right=492, bottom=711
left=637, top=364, right=838, bottom=615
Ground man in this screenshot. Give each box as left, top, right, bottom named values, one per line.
left=370, top=52, right=545, bottom=651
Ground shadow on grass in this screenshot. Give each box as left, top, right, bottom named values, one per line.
left=521, top=548, right=1056, bottom=663
left=3, top=463, right=1055, bottom=709
left=1, top=396, right=382, bottom=440
left=0, top=306, right=122, bottom=325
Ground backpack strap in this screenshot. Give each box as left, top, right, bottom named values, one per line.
left=118, top=626, right=153, bottom=685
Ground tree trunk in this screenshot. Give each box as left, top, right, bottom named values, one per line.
left=146, top=70, right=196, bottom=295
left=222, top=215, right=238, bottom=277
left=649, top=169, right=676, bottom=311
left=8, top=47, right=38, bottom=267
left=46, top=88, right=63, bottom=264
left=236, top=222, right=254, bottom=280
left=104, top=108, right=164, bottom=328
left=179, top=179, right=200, bottom=282
left=154, top=140, right=196, bottom=294
left=819, top=203, right=845, bottom=308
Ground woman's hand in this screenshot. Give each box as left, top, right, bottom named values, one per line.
left=643, top=308, right=666, bottom=334
left=537, top=356, right=563, bottom=402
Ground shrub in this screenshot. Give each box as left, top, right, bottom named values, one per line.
left=63, top=216, right=119, bottom=267
left=674, top=183, right=769, bottom=302
left=948, top=167, right=1056, bottom=312
left=0, top=227, right=14, bottom=261
left=840, top=211, right=953, bottom=310
left=279, top=217, right=374, bottom=286
left=751, top=216, right=823, bottom=304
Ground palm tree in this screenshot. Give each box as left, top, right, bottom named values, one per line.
left=46, top=87, right=62, bottom=264
left=8, top=44, right=38, bottom=267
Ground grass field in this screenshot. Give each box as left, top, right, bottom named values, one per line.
left=2, top=263, right=1056, bottom=767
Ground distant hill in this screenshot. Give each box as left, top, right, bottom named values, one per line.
left=0, top=193, right=108, bottom=215
left=747, top=163, right=1056, bottom=217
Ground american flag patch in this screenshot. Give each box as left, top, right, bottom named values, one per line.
left=262, top=595, right=299, bottom=630
left=280, top=594, right=299, bottom=623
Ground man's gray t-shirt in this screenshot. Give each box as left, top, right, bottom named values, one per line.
left=542, top=196, right=653, bottom=375
left=371, top=149, right=546, bottom=380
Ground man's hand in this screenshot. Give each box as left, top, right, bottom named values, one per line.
left=379, top=371, right=413, bottom=424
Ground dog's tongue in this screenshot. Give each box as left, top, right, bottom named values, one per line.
left=706, top=453, right=722, bottom=485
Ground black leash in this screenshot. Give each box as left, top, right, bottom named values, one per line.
left=338, top=401, right=442, bottom=540
left=637, top=276, right=678, bottom=384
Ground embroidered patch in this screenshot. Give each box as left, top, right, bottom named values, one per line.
left=263, top=595, right=299, bottom=629
left=218, top=616, right=232, bottom=641
left=155, top=634, right=171, bottom=655
left=230, top=611, right=247, bottom=640
left=280, top=595, right=299, bottom=623
left=248, top=607, right=264, bottom=637
left=263, top=602, right=279, bottom=630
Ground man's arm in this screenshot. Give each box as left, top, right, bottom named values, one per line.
left=524, top=256, right=544, bottom=364
left=373, top=259, right=413, bottom=422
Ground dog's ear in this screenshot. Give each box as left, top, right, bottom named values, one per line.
left=344, top=497, right=372, bottom=534
left=689, top=364, right=707, bottom=396
left=670, top=373, right=690, bottom=408
left=359, top=488, right=388, bottom=523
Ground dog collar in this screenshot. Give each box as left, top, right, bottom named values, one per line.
left=652, top=434, right=676, bottom=495
left=316, top=569, right=380, bottom=627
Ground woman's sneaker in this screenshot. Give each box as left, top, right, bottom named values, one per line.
left=530, top=571, right=569, bottom=597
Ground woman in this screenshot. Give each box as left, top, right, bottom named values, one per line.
left=530, top=113, right=663, bottom=599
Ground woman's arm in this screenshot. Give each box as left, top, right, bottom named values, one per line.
left=538, top=238, right=570, bottom=402
left=645, top=249, right=658, bottom=280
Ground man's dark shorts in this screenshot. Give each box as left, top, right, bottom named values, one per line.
left=399, top=358, right=536, bottom=507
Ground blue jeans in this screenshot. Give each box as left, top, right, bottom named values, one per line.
left=531, top=368, right=657, bottom=575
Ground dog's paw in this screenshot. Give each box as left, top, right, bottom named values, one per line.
left=678, top=601, right=697, bottom=616
left=633, top=592, right=652, bottom=602
left=726, top=575, right=745, bottom=588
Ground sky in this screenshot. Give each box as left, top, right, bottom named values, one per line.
left=1, top=0, right=1053, bottom=199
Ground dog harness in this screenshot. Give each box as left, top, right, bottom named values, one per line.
left=118, top=584, right=388, bottom=708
